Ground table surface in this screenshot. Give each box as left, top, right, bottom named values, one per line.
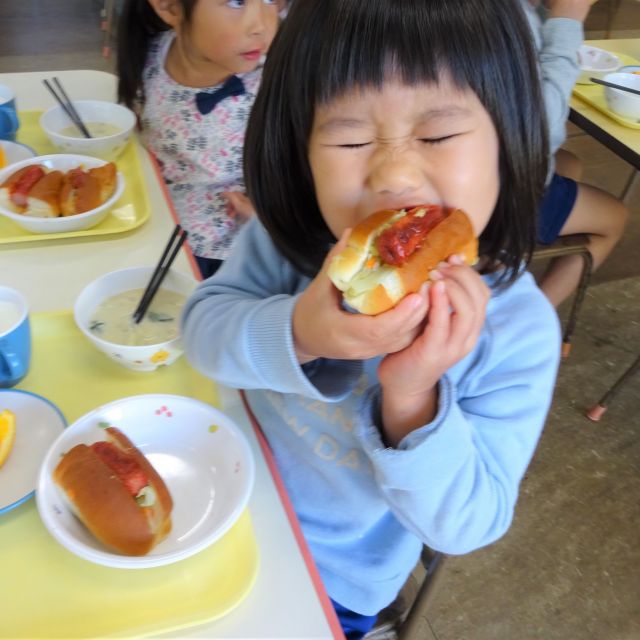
left=0, top=70, right=339, bottom=640
left=569, top=38, right=640, bottom=169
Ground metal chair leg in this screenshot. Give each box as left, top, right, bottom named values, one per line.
left=531, top=235, right=593, bottom=359
left=397, top=552, right=445, bottom=640
left=586, top=353, right=640, bottom=421
left=561, top=250, right=593, bottom=358
left=620, top=169, right=638, bottom=204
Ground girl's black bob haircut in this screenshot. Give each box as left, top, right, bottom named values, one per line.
left=117, top=0, right=198, bottom=109
left=245, top=0, right=548, bottom=283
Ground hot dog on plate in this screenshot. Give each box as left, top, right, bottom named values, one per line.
left=0, top=161, right=117, bottom=218
left=26, top=170, right=63, bottom=218
left=0, top=165, right=46, bottom=213
left=53, top=426, right=173, bottom=556
left=328, top=205, right=478, bottom=315
left=60, top=163, right=117, bottom=216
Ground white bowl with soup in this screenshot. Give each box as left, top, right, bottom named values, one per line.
left=603, top=72, right=640, bottom=121
left=40, top=100, right=136, bottom=160
left=74, top=266, right=197, bottom=372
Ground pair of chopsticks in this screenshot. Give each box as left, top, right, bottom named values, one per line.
left=42, top=77, right=93, bottom=138
left=132, top=225, right=188, bottom=324
left=591, top=76, right=640, bottom=97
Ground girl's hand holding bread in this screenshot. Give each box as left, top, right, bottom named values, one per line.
left=292, top=230, right=430, bottom=365
left=378, top=258, right=491, bottom=446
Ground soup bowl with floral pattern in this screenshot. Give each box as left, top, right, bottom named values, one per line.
left=74, top=266, right=197, bottom=372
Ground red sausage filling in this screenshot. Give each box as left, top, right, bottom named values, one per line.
left=10, top=166, right=46, bottom=207
left=91, top=441, right=149, bottom=497
left=375, top=206, right=447, bottom=266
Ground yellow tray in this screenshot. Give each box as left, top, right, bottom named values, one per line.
left=572, top=52, right=640, bottom=129
left=3, top=311, right=259, bottom=638
left=0, top=110, right=151, bottom=245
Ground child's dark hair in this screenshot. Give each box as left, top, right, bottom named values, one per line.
left=117, top=0, right=198, bottom=108
left=245, top=0, right=549, bottom=283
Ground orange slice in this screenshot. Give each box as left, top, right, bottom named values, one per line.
left=0, top=145, right=6, bottom=169
left=0, top=409, right=16, bottom=467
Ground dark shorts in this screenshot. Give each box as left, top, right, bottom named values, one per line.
left=331, top=599, right=378, bottom=639
left=537, top=173, right=578, bottom=245
left=195, top=256, right=223, bottom=280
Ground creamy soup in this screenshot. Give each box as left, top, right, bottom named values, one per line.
left=89, top=288, right=186, bottom=346
left=59, top=122, right=122, bottom=138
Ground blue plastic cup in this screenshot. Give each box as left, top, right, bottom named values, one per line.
left=0, top=287, right=31, bottom=388
left=0, top=84, right=19, bottom=142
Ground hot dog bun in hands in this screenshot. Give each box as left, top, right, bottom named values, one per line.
left=328, top=205, right=477, bottom=315
left=53, top=426, right=173, bottom=556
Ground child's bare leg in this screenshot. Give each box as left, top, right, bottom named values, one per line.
left=554, top=148, right=583, bottom=182
left=539, top=184, right=628, bottom=306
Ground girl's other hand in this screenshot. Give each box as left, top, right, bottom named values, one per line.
left=292, top=230, right=431, bottom=364
left=222, top=191, right=255, bottom=221
left=378, top=257, right=490, bottom=442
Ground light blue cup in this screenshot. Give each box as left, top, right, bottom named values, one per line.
left=0, top=84, right=19, bottom=142
left=0, top=286, right=31, bottom=388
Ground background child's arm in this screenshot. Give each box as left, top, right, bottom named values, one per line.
left=524, top=0, right=587, bottom=154
left=352, top=278, right=561, bottom=554
left=221, top=191, right=255, bottom=221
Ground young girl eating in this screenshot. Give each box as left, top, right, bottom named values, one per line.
left=182, top=0, right=561, bottom=636
left=117, top=0, right=280, bottom=278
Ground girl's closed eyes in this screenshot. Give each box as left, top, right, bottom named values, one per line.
left=332, top=134, right=462, bottom=149
left=318, top=103, right=476, bottom=149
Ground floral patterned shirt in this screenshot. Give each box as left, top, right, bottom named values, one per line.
left=140, top=31, right=261, bottom=259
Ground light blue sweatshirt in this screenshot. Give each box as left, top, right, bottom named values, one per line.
left=521, top=2, right=584, bottom=165
left=182, top=219, right=561, bottom=616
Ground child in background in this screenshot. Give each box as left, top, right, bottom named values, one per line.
left=522, top=0, right=628, bottom=306
left=116, top=0, right=280, bottom=279
left=182, top=0, right=561, bottom=636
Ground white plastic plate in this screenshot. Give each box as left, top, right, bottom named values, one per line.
left=36, top=394, right=255, bottom=568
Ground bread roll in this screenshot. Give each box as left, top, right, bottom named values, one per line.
left=25, top=170, right=63, bottom=217
left=328, top=206, right=478, bottom=315
left=53, top=427, right=173, bottom=556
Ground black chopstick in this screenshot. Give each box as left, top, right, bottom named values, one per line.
left=53, top=77, right=93, bottom=137
left=132, top=225, right=188, bottom=324
left=42, top=78, right=92, bottom=139
left=590, top=77, right=640, bottom=97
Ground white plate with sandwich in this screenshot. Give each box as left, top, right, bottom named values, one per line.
left=36, top=394, right=255, bottom=569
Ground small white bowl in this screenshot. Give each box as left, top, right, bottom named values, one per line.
left=0, top=154, right=125, bottom=234
left=36, top=394, right=255, bottom=568
left=577, top=45, right=620, bottom=85
left=74, top=266, right=196, bottom=372
left=603, top=72, right=640, bottom=122
left=0, top=140, right=36, bottom=168
left=40, top=100, right=136, bottom=160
